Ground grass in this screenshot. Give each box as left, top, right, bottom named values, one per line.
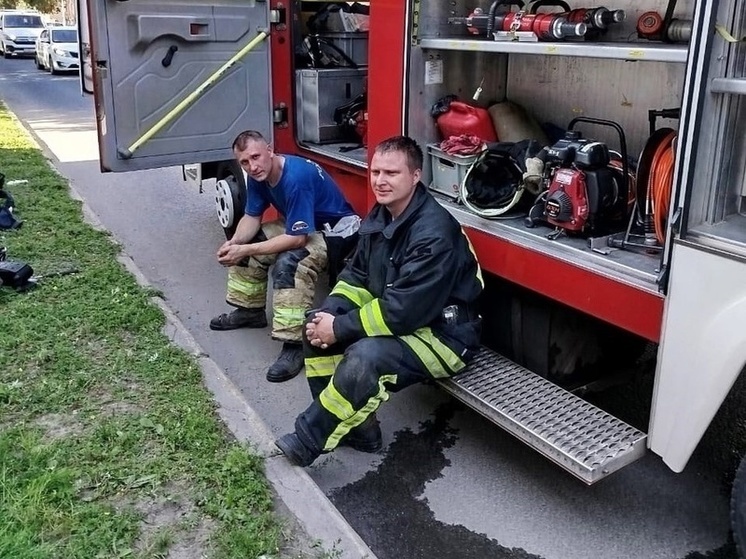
left=0, top=104, right=299, bottom=558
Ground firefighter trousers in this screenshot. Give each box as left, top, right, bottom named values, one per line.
left=225, top=220, right=327, bottom=343
left=295, top=327, right=467, bottom=454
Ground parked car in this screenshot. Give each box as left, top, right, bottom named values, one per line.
left=35, top=26, right=78, bottom=74
left=0, top=10, right=44, bottom=58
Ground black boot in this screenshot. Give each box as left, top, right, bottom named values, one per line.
left=209, top=307, right=267, bottom=330
left=339, top=414, right=382, bottom=453
left=275, top=433, right=319, bottom=467
left=266, top=342, right=304, bottom=383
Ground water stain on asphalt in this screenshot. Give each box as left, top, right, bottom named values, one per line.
left=330, top=401, right=737, bottom=559
left=329, top=401, right=542, bottom=559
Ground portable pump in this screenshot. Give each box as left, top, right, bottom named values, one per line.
left=526, top=117, right=631, bottom=237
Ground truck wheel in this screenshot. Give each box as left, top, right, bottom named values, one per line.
left=215, top=161, right=246, bottom=240
left=731, top=454, right=746, bottom=557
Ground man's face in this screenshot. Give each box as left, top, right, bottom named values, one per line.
left=369, top=149, right=421, bottom=217
left=234, top=139, right=273, bottom=182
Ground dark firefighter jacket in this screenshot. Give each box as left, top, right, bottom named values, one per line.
left=326, top=183, right=483, bottom=361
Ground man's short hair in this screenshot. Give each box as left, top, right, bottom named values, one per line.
left=232, top=130, right=268, bottom=151
left=374, top=136, right=423, bottom=173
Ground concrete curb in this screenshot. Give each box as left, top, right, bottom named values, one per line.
left=67, top=186, right=376, bottom=559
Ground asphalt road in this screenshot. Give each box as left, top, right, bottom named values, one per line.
left=0, top=55, right=738, bottom=559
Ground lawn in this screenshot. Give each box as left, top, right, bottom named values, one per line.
left=0, top=103, right=297, bottom=559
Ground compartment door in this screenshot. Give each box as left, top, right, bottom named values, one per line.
left=85, top=0, right=272, bottom=172
left=650, top=0, right=746, bottom=471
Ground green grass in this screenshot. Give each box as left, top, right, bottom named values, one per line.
left=0, top=104, right=286, bottom=558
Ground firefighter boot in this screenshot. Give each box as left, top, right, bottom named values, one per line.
left=340, top=413, right=382, bottom=453
left=266, top=342, right=304, bottom=383
left=210, top=307, right=268, bottom=331
left=275, top=433, right=319, bottom=467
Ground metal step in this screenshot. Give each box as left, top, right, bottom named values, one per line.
left=438, top=347, right=647, bottom=484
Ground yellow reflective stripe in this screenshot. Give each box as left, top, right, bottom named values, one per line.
left=414, top=327, right=466, bottom=373
left=227, top=277, right=266, bottom=297
left=273, top=307, right=306, bottom=327
left=360, top=299, right=393, bottom=337
left=330, top=280, right=374, bottom=308
left=462, top=228, right=484, bottom=288
left=319, top=381, right=355, bottom=421
left=324, top=374, right=397, bottom=451
left=400, top=333, right=449, bottom=378
left=305, top=354, right=344, bottom=378
left=400, top=327, right=465, bottom=379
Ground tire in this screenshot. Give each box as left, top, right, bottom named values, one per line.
left=732, top=454, right=746, bottom=558
left=49, top=57, right=59, bottom=75
left=215, top=160, right=246, bottom=239
left=35, top=54, right=43, bottom=69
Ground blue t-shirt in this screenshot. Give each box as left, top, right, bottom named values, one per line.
left=245, top=155, right=355, bottom=236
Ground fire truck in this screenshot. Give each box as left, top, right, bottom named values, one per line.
left=78, top=0, right=746, bottom=550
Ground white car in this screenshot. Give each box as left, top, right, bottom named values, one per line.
left=0, top=11, right=44, bottom=57
left=35, top=26, right=78, bottom=74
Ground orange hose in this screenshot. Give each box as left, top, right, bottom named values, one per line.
left=647, top=133, right=676, bottom=245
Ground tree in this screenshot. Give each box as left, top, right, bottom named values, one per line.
left=0, top=0, right=60, bottom=13
left=24, top=0, right=59, bottom=13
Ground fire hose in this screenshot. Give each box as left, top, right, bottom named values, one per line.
left=647, top=133, right=676, bottom=245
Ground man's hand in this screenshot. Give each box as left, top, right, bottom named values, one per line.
left=306, top=311, right=337, bottom=349
left=217, top=242, right=252, bottom=267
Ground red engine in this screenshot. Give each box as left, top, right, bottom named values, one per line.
left=545, top=168, right=589, bottom=232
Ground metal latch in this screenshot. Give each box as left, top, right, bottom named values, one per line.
left=273, top=103, right=288, bottom=126
left=270, top=7, right=286, bottom=25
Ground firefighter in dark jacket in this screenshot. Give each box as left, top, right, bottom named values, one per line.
left=276, top=136, right=484, bottom=467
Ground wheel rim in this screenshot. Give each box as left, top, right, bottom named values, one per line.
left=215, top=179, right=235, bottom=229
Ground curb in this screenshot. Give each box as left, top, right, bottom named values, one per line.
left=67, top=187, right=376, bottom=559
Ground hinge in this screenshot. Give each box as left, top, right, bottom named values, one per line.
left=410, top=0, right=421, bottom=46
left=670, top=207, right=682, bottom=235
left=273, top=103, right=288, bottom=127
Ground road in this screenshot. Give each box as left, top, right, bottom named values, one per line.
left=0, top=55, right=737, bottom=559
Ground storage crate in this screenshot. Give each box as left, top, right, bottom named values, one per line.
left=427, top=144, right=479, bottom=200
left=321, top=32, right=368, bottom=66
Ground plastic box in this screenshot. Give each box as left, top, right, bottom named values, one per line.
left=427, top=143, right=479, bottom=200
left=321, top=32, right=368, bottom=66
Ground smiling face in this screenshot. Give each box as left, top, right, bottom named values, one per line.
left=369, top=149, right=422, bottom=219
left=233, top=138, right=275, bottom=183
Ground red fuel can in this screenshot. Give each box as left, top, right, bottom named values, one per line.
left=436, top=101, right=498, bottom=142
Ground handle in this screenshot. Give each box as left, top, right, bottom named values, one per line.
left=119, top=30, right=270, bottom=159
left=568, top=116, right=630, bottom=201
left=527, top=0, right=571, bottom=14
left=161, top=45, right=178, bottom=67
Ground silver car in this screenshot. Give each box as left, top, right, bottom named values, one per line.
left=35, top=26, right=78, bottom=74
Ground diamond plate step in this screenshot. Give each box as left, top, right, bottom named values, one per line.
left=438, top=347, right=647, bottom=484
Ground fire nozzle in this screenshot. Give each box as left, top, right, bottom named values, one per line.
left=566, top=7, right=626, bottom=32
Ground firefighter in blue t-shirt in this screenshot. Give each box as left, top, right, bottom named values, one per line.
left=212, top=130, right=358, bottom=383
